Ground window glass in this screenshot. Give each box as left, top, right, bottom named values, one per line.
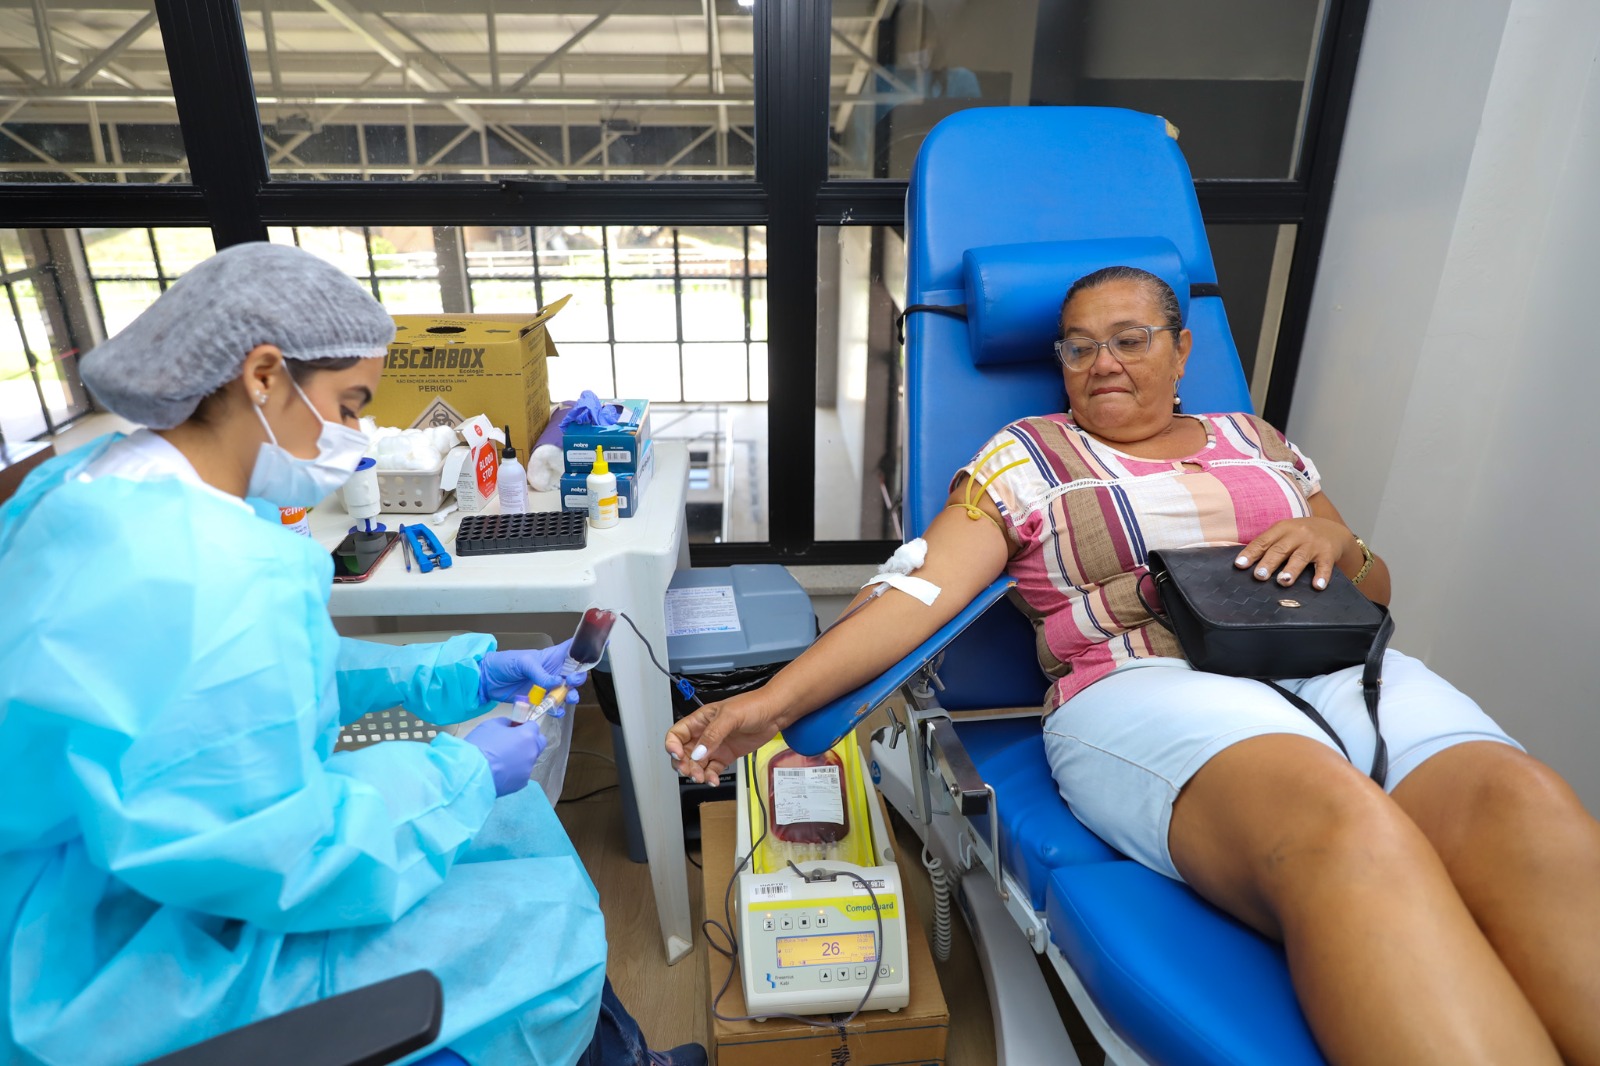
left=80, top=225, right=214, bottom=333
left=241, top=2, right=757, bottom=181
left=1205, top=223, right=1299, bottom=407
left=815, top=226, right=903, bottom=541
left=830, top=0, right=1327, bottom=180
left=0, top=3, right=185, bottom=183
left=0, top=230, right=104, bottom=443
left=271, top=226, right=444, bottom=310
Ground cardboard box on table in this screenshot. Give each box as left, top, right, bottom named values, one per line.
left=700, top=800, right=949, bottom=1066
left=368, top=297, right=567, bottom=462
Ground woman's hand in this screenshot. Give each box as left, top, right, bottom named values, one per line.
left=1234, top=516, right=1356, bottom=591
left=666, top=688, right=785, bottom=784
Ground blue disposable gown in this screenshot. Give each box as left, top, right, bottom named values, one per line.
left=0, top=437, right=607, bottom=1066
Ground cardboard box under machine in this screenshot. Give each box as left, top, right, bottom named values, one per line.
left=701, top=800, right=949, bottom=1066
left=369, top=297, right=567, bottom=463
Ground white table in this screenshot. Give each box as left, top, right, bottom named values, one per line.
left=311, top=441, right=695, bottom=965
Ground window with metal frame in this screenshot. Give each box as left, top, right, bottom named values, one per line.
left=0, top=0, right=1370, bottom=567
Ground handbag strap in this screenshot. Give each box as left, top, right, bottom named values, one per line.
left=1135, top=569, right=1173, bottom=632
left=1265, top=608, right=1394, bottom=787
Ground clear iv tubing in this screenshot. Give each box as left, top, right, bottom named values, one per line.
left=514, top=608, right=618, bottom=723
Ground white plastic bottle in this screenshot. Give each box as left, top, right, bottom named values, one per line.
left=586, top=446, right=619, bottom=529
left=498, top=424, right=527, bottom=513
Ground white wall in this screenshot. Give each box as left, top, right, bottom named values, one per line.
left=1293, top=0, right=1600, bottom=810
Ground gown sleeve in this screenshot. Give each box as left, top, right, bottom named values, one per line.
left=335, top=634, right=498, bottom=725
left=10, top=479, right=501, bottom=932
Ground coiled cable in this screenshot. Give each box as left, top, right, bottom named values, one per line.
left=923, top=845, right=953, bottom=963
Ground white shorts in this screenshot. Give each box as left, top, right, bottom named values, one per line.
left=1041, top=652, right=1522, bottom=882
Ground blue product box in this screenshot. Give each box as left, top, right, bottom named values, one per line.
left=562, top=398, right=651, bottom=475
left=561, top=439, right=656, bottom=519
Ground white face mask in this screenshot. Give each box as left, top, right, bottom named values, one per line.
left=247, top=378, right=369, bottom=507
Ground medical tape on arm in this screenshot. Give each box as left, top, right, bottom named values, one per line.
left=861, top=536, right=941, bottom=605
left=861, top=571, right=941, bottom=606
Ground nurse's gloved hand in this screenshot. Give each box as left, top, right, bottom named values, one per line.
left=478, top=641, right=588, bottom=712
left=463, top=717, right=547, bottom=797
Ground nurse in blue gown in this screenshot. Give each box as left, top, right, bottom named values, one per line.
left=0, top=243, right=702, bottom=1066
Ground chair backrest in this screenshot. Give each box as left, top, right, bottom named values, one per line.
left=904, top=107, right=1253, bottom=710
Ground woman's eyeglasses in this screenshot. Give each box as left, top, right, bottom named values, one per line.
left=1054, top=325, right=1179, bottom=371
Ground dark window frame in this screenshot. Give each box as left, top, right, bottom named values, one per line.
left=0, top=0, right=1370, bottom=566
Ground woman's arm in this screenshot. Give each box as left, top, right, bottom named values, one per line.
left=666, top=479, right=1012, bottom=782
left=1233, top=490, right=1392, bottom=606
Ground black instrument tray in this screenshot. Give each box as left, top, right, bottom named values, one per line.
left=455, top=511, right=587, bottom=555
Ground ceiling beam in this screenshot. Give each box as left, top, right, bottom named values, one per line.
left=505, top=1, right=622, bottom=94
left=65, top=10, right=158, bottom=89
left=309, top=0, right=486, bottom=130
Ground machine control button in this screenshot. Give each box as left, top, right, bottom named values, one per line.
left=761, top=917, right=774, bottom=931
left=879, top=965, right=890, bottom=978
left=819, top=969, right=832, bottom=982
left=836, top=968, right=851, bottom=982
left=816, top=915, right=828, bottom=928
left=780, top=917, right=793, bottom=930
left=797, top=916, right=810, bottom=929
left=854, top=965, right=869, bottom=980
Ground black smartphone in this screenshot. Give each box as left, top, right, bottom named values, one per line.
left=331, top=530, right=402, bottom=583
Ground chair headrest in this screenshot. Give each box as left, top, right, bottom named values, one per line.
left=963, top=237, right=1191, bottom=366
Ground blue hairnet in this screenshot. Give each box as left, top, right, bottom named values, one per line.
left=79, top=242, right=395, bottom=429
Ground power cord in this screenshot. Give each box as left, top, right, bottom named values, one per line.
left=617, top=611, right=705, bottom=708
left=617, top=605, right=886, bottom=1017
left=699, top=756, right=887, bottom=1029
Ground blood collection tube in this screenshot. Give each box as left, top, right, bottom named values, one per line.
left=516, top=608, right=618, bottom=723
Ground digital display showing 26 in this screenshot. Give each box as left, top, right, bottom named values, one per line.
left=775, top=932, right=877, bottom=968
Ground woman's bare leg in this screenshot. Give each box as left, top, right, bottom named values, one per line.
left=1391, top=741, right=1600, bottom=1065
left=1168, top=734, right=1559, bottom=1066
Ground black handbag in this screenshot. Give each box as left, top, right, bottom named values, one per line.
left=1140, top=545, right=1396, bottom=785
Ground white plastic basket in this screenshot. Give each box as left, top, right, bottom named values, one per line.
left=376, top=462, right=448, bottom=513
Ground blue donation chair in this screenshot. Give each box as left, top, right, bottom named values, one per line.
left=783, top=108, right=1326, bottom=1065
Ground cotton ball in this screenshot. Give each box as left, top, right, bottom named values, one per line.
left=426, top=425, right=460, bottom=456
left=880, top=537, right=928, bottom=575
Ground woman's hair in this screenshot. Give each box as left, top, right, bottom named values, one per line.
left=1059, top=265, right=1183, bottom=337
left=190, top=354, right=364, bottom=424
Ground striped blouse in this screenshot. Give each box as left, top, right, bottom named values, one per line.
left=954, top=412, right=1322, bottom=710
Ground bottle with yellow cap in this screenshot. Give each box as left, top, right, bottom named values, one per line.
left=585, top=445, right=619, bottom=529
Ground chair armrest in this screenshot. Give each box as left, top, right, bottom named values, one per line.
left=141, top=970, right=443, bottom=1066
left=783, top=575, right=1018, bottom=755
left=925, top=716, right=991, bottom=817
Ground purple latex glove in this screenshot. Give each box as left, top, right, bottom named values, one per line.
left=477, top=639, right=589, bottom=712
left=558, top=390, right=621, bottom=427
left=462, top=717, right=547, bottom=797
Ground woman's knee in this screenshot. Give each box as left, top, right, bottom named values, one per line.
left=1170, top=734, right=1432, bottom=925
left=1398, top=743, right=1600, bottom=869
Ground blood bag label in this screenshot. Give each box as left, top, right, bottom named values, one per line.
left=772, top=765, right=845, bottom=827
left=665, top=585, right=742, bottom=635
